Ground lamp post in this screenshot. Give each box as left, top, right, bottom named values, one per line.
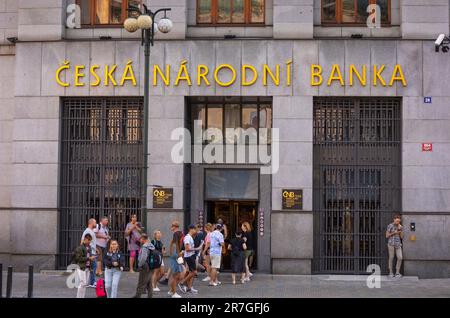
left=124, top=4, right=172, bottom=227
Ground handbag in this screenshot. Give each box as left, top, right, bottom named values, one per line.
left=177, top=256, right=184, bottom=265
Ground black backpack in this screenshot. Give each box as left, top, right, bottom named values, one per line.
left=231, top=240, right=241, bottom=256
left=147, top=248, right=162, bottom=270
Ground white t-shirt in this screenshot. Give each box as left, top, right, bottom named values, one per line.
left=183, top=234, right=195, bottom=258
left=94, top=224, right=109, bottom=248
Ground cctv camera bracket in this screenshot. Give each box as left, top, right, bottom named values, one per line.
left=436, top=35, right=450, bottom=53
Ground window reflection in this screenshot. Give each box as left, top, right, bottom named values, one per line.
left=80, top=0, right=91, bottom=25
left=189, top=97, right=272, bottom=145
left=198, top=0, right=264, bottom=25
left=377, top=0, right=389, bottom=24
left=110, top=0, right=123, bottom=24
left=322, top=0, right=336, bottom=22
left=342, top=0, right=355, bottom=23
left=259, top=105, right=272, bottom=144
left=251, top=0, right=264, bottom=23
left=198, top=0, right=212, bottom=23
left=232, top=0, right=245, bottom=23
left=207, top=105, right=223, bottom=143
left=96, top=0, right=110, bottom=24
left=79, top=0, right=141, bottom=26
left=218, top=0, right=231, bottom=23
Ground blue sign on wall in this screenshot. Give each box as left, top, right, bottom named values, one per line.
left=424, top=97, right=432, bottom=104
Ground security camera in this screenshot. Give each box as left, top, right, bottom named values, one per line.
left=435, top=34, right=450, bottom=53
left=435, top=34, right=446, bottom=51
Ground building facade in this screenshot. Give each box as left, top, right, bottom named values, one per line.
left=1, top=0, right=450, bottom=278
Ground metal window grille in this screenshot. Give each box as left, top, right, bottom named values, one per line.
left=313, top=97, right=401, bottom=274
left=57, top=97, right=144, bottom=269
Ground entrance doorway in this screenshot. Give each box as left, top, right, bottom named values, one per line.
left=207, top=200, right=258, bottom=270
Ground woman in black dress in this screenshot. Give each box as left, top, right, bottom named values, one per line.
left=227, top=231, right=247, bottom=285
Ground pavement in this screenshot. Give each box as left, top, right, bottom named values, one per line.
left=2, top=271, right=450, bottom=298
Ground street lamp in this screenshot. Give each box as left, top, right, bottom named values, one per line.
left=124, top=4, right=172, bottom=226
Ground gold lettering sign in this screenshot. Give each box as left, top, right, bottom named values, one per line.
left=152, top=188, right=173, bottom=209
left=282, top=189, right=303, bottom=210
left=56, top=60, right=407, bottom=88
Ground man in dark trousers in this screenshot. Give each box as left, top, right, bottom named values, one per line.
left=133, top=233, right=155, bottom=298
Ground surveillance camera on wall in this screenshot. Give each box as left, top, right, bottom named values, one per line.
left=435, top=34, right=450, bottom=53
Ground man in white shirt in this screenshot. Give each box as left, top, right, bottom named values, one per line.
left=178, top=224, right=200, bottom=294
left=208, top=224, right=225, bottom=286
left=94, top=216, right=110, bottom=274
left=81, top=218, right=97, bottom=287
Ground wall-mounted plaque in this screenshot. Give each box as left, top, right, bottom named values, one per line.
left=282, top=189, right=303, bottom=210
left=152, top=188, right=173, bottom=209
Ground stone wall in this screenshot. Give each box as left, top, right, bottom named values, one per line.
left=402, top=0, right=450, bottom=39
left=0, top=0, right=18, bottom=45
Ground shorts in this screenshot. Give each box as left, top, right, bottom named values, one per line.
left=244, top=249, right=254, bottom=258
left=184, top=255, right=196, bottom=272
left=130, top=250, right=138, bottom=258
left=210, top=254, right=221, bottom=269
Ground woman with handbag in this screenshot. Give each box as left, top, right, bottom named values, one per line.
left=168, top=231, right=184, bottom=298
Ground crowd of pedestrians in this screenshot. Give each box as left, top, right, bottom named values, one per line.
left=71, top=216, right=255, bottom=298
left=71, top=213, right=404, bottom=298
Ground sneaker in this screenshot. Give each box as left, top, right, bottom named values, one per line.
left=202, top=276, right=211, bottom=282
left=209, top=282, right=218, bottom=287
left=216, top=280, right=222, bottom=285
left=178, top=283, right=187, bottom=293
left=244, top=277, right=250, bottom=282
left=248, top=272, right=253, bottom=277
left=168, top=291, right=174, bottom=296
left=389, top=273, right=395, bottom=278
left=153, top=287, right=160, bottom=292
left=172, top=293, right=182, bottom=298
left=241, top=279, right=246, bottom=284
left=395, top=273, right=403, bottom=278
left=187, top=288, right=198, bottom=294
left=159, top=278, right=169, bottom=285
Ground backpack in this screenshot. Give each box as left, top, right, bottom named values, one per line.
left=231, top=240, right=241, bottom=256
left=95, top=278, right=107, bottom=298
left=70, top=245, right=85, bottom=265
left=147, top=248, right=162, bottom=270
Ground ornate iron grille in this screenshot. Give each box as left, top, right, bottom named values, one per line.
left=58, top=97, right=144, bottom=269
left=313, top=97, right=401, bottom=274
